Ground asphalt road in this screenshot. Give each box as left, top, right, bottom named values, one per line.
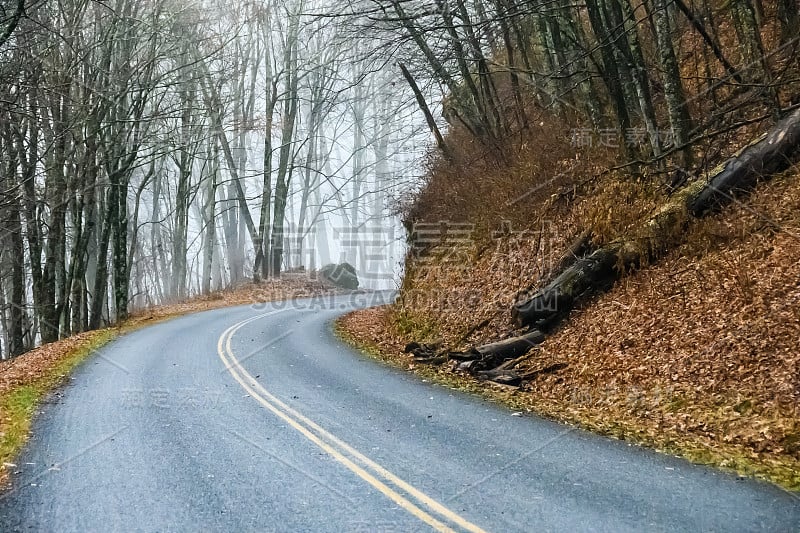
left=1, top=292, right=798, bottom=532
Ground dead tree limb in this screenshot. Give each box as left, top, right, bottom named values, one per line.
left=476, top=362, right=568, bottom=386
left=399, top=63, right=452, bottom=161
left=688, top=108, right=800, bottom=215
left=472, top=330, right=545, bottom=359
left=513, top=108, right=800, bottom=327
left=460, top=330, right=545, bottom=372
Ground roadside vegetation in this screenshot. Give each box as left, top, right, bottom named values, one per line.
left=340, top=166, right=800, bottom=490
left=338, top=1, right=800, bottom=490
left=2, top=0, right=800, bottom=495
left=1, top=277, right=335, bottom=485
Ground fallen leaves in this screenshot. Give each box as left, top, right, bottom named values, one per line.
left=341, top=166, right=800, bottom=490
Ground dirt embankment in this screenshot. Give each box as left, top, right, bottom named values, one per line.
left=339, top=166, right=800, bottom=490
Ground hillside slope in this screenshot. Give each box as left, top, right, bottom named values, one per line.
left=340, top=162, right=800, bottom=489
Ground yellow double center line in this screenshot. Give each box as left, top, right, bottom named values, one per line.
left=217, top=310, right=487, bottom=533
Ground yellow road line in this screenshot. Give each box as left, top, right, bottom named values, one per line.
left=217, top=311, right=488, bottom=533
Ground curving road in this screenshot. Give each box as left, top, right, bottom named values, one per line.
left=1, top=292, right=798, bottom=532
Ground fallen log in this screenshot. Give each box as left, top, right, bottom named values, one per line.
left=520, top=362, right=568, bottom=381
left=402, top=341, right=420, bottom=353
left=403, top=341, right=442, bottom=359
left=472, top=330, right=544, bottom=359
left=688, top=108, right=800, bottom=216
left=541, top=229, right=595, bottom=286
left=413, top=355, right=448, bottom=365
left=449, top=351, right=482, bottom=362
left=512, top=246, right=621, bottom=326
left=454, top=360, right=478, bottom=372
left=495, top=352, right=535, bottom=371
left=476, top=362, right=568, bottom=386
left=513, top=107, right=800, bottom=327
left=513, top=229, right=595, bottom=307
left=476, top=369, right=523, bottom=386
left=460, top=330, right=546, bottom=372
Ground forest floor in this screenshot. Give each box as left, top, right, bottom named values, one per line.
left=337, top=165, right=800, bottom=492
left=0, top=275, right=338, bottom=486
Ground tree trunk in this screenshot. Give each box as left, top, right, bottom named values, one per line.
left=1, top=124, right=26, bottom=356
left=400, top=63, right=452, bottom=160
left=730, top=0, right=778, bottom=110
left=514, top=108, right=800, bottom=327
left=653, top=0, right=694, bottom=165
left=89, top=183, right=114, bottom=330
left=268, top=10, right=301, bottom=277
left=202, top=141, right=219, bottom=294
left=41, top=92, right=69, bottom=343
left=777, top=0, right=800, bottom=47
left=171, top=79, right=195, bottom=300
left=111, top=169, right=130, bottom=322
left=585, top=0, right=633, bottom=152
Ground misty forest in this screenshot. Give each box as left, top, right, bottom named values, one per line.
left=1, top=0, right=798, bottom=358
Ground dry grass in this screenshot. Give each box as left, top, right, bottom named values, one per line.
left=337, top=0, right=800, bottom=492
left=393, top=167, right=670, bottom=353
left=518, top=168, right=800, bottom=487
left=341, top=166, right=800, bottom=490
left=402, top=110, right=615, bottom=239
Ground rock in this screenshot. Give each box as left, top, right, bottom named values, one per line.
left=319, top=262, right=359, bottom=289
